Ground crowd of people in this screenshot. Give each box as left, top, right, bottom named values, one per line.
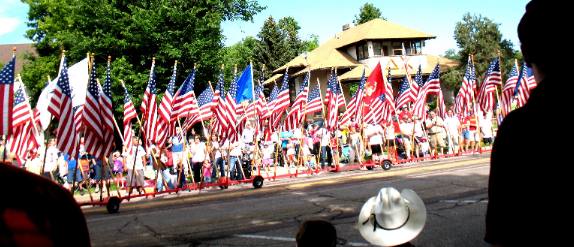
left=0, top=104, right=497, bottom=196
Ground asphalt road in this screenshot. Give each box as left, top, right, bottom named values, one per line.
left=84, top=156, right=491, bottom=247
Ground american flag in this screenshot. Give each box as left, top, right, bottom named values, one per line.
left=381, top=67, right=396, bottom=124
left=284, top=106, right=299, bottom=131
left=363, top=94, right=386, bottom=124
left=325, top=70, right=339, bottom=131
left=100, top=59, right=114, bottom=156
left=340, top=68, right=366, bottom=126
left=246, top=81, right=267, bottom=119
left=141, top=60, right=158, bottom=147
left=454, top=89, right=465, bottom=117
left=274, top=71, right=290, bottom=114
left=413, top=64, right=443, bottom=119
left=172, top=69, right=198, bottom=120
left=48, top=56, right=78, bottom=158
left=189, top=86, right=214, bottom=125
left=0, top=55, right=15, bottom=135
left=73, top=105, right=84, bottom=133
left=500, top=62, right=519, bottom=116
left=8, top=78, right=39, bottom=164
left=12, top=78, right=31, bottom=128
left=459, top=56, right=476, bottom=116
left=159, top=63, right=177, bottom=123
left=214, top=72, right=235, bottom=129
left=252, top=70, right=268, bottom=119
left=213, top=73, right=224, bottom=105
left=157, top=63, right=178, bottom=147
left=83, top=60, right=103, bottom=157
left=265, top=84, right=279, bottom=119
left=284, top=72, right=310, bottom=131
left=292, top=71, right=309, bottom=111
left=123, top=85, right=136, bottom=150
left=513, top=62, right=536, bottom=108
left=477, top=58, right=502, bottom=113
left=412, top=64, right=424, bottom=97
left=8, top=121, right=39, bottom=165
left=305, top=81, right=323, bottom=115
left=395, top=76, right=415, bottom=110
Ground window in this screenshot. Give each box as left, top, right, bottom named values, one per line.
left=373, top=42, right=382, bottom=56
left=356, top=43, right=369, bottom=60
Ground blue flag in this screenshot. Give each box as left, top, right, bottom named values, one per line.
left=235, top=64, right=254, bottom=103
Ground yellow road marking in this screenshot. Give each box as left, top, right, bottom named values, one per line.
left=287, top=158, right=489, bottom=189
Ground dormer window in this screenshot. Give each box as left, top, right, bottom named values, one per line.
left=357, top=42, right=369, bottom=60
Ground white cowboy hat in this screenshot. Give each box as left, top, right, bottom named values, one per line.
left=357, top=187, right=426, bottom=247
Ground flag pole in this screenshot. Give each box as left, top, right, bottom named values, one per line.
left=470, top=55, right=483, bottom=153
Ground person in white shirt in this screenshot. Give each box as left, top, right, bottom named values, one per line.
left=366, top=124, right=384, bottom=162
left=444, top=109, right=462, bottom=154
left=191, top=135, right=207, bottom=183
left=480, top=111, right=494, bottom=147
left=123, top=137, right=146, bottom=195
left=318, top=126, right=331, bottom=168
left=399, top=116, right=415, bottom=160
left=349, top=125, right=363, bottom=163
left=425, top=110, right=447, bottom=156
left=228, top=140, right=243, bottom=180
left=242, top=121, right=255, bottom=145
left=43, top=138, right=60, bottom=180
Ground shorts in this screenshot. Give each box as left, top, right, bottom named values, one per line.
left=464, top=130, right=479, bottom=142
left=127, top=169, right=145, bottom=187
left=262, top=158, right=273, bottom=166
left=67, top=167, right=83, bottom=183
left=370, top=144, right=382, bottom=155
left=429, top=134, right=446, bottom=149
left=483, top=137, right=493, bottom=145
left=448, top=133, right=460, bottom=146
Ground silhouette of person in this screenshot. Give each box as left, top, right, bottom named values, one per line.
left=485, top=1, right=566, bottom=246
left=0, top=162, right=91, bottom=246
left=296, top=220, right=337, bottom=247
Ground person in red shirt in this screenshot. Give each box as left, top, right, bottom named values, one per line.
left=463, top=111, right=479, bottom=153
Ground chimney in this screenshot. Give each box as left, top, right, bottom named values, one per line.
left=342, top=23, right=354, bottom=31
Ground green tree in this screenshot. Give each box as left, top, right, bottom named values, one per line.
left=253, top=16, right=319, bottom=77
left=454, top=13, right=518, bottom=82
left=222, top=36, right=259, bottom=83
left=278, top=16, right=302, bottom=60
left=354, top=3, right=384, bottom=25
left=21, top=0, right=263, bottom=119
left=302, top=34, right=319, bottom=52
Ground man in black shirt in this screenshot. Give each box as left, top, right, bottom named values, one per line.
left=485, top=1, right=567, bottom=246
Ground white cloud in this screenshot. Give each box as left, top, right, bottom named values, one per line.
left=0, top=17, right=20, bottom=36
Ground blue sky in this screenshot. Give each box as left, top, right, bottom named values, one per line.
left=1, top=0, right=528, bottom=55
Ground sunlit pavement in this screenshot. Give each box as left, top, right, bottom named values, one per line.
left=85, top=154, right=491, bottom=246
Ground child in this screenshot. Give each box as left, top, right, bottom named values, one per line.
left=202, top=160, right=212, bottom=183
left=302, top=142, right=315, bottom=171
left=112, top=151, right=124, bottom=188
left=286, top=141, right=296, bottom=168
left=262, top=142, right=274, bottom=169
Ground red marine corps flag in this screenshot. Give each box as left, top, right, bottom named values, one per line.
left=361, top=61, right=385, bottom=116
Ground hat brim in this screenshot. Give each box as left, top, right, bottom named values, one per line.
left=357, top=189, right=426, bottom=247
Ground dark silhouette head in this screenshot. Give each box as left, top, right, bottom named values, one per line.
left=518, top=1, right=561, bottom=76
left=296, top=220, right=337, bottom=247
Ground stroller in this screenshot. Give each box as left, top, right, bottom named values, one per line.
left=240, top=145, right=254, bottom=179
left=339, top=144, right=353, bottom=163
left=414, top=136, right=430, bottom=157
